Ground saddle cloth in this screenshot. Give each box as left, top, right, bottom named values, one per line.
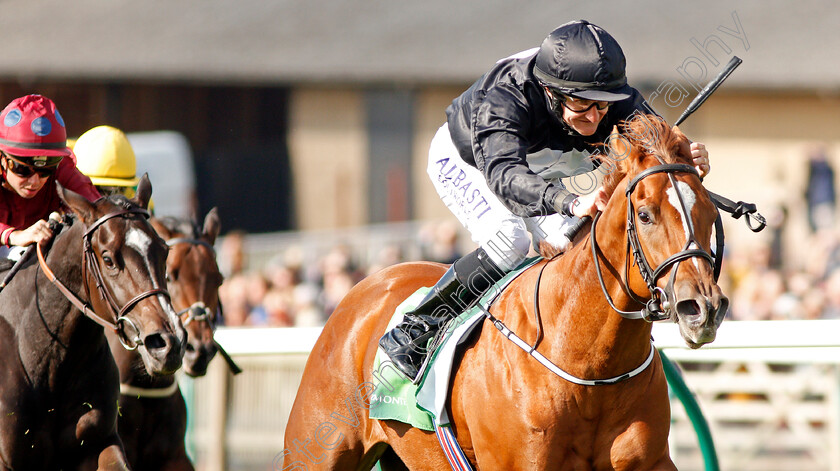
left=368, top=257, right=540, bottom=430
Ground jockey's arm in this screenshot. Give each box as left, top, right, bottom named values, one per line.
left=7, top=220, right=53, bottom=247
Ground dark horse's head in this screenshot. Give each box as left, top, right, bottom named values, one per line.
left=59, top=174, right=186, bottom=374
left=150, top=209, right=223, bottom=377
left=601, top=115, right=729, bottom=348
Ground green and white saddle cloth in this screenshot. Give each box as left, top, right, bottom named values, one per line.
left=368, top=257, right=541, bottom=430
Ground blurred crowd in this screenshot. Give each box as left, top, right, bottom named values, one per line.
left=217, top=146, right=840, bottom=327
left=721, top=146, right=840, bottom=321
left=217, top=220, right=463, bottom=328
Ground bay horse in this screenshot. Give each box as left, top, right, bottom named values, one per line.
left=282, top=115, right=728, bottom=470
left=105, top=209, right=223, bottom=471
left=0, top=174, right=186, bottom=470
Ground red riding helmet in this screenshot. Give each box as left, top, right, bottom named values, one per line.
left=0, top=95, right=71, bottom=165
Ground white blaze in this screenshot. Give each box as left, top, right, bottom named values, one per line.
left=666, top=181, right=699, bottom=268
left=126, top=227, right=152, bottom=254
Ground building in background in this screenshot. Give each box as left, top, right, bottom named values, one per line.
left=0, top=1, right=836, bottom=263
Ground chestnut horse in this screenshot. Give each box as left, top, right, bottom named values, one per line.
left=106, top=209, right=224, bottom=471
left=283, top=115, right=728, bottom=470
left=0, top=175, right=186, bottom=470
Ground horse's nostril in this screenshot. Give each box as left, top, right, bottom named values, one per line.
left=676, top=299, right=702, bottom=321
left=185, top=343, right=196, bottom=353
left=144, top=333, right=167, bottom=350
left=205, top=343, right=219, bottom=357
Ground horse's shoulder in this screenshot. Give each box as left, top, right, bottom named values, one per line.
left=0, top=315, right=21, bottom=369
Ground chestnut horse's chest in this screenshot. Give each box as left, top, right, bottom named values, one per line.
left=450, top=331, right=671, bottom=470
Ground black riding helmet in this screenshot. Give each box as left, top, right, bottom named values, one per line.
left=534, top=20, right=632, bottom=105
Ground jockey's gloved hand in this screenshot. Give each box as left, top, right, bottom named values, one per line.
left=553, top=193, right=579, bottom=218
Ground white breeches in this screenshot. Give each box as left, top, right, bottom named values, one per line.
left=427, top=124, right=576, bottom=272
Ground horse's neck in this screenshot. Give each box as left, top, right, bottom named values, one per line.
left=19, top=223, right=110, bottom=380
left=511, top=225, right=653, bottom=377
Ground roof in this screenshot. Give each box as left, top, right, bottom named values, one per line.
left=0, top=0, right=837, bottom=91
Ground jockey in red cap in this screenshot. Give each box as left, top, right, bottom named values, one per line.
left=0, top=94, right=100, bottom=252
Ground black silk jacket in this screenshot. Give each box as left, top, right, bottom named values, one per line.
left=445, top=49, right=653, bottom=218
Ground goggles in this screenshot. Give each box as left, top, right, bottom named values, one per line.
left=560, top=95, right=611, bottom=113
left=543, top=85, right=611, bottom=114
left=3, top=153, right=60, bottom=179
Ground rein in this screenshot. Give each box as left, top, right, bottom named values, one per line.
left=592, top=163, right=715, bottom=321
left=486, top=163, right=715, bottom=385
left=37, top=208, right=171, bottom=351
left=483, top=257, right=656, bottom=386
left=707, top=190, right=766, bottom=280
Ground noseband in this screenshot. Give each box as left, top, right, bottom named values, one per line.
left=166, top=237, right=219, bottom=328
left=592, top=163, right=715, bottom=322
left=37, top=208, right=171, bottom=350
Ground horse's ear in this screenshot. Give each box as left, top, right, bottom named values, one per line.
left=149, top=217, right=172, bottom=240
left=133, top=173, right=153, bottom=210
left=607, top=125, right=631, bottom=165
left=56, top=181, right=96, bottom=223
left=671, top=125, right=692, bottom=160
left=202, top=207, right=221, bottom=245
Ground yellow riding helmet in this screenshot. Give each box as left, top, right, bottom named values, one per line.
left=74, top=125, right=140, bottom=187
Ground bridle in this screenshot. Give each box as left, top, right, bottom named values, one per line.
left=165, top=235, right=241, bottom=375
left=486, top=161, right=718, bottom=385
left=165, top=237, right=219, bottom=328
left=37, top=207, right=171, bottom=350
left=488, top=157, right=763, bottom=385
left=591, top=162, right=715, bottom=321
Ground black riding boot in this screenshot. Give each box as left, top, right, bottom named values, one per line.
left=379, top=247, right=506, bottom=382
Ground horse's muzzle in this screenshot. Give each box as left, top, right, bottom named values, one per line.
left=140, top=330, right=185, bottom=375
left=674, top=288, right=729, bottom=349
left=184, top=340, right=218, bottom=377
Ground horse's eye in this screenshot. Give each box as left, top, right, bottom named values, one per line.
left=165, top=272, right=172, bottom=282
left=102, top=255, right=115, bottom=268
left=638, top=210, right=652, bottom=224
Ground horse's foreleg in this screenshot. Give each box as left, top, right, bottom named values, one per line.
left=648, top=453, right=678, bottom=471
left=375, top=446, right=410, bottom=471
left=76, top=438, right=130, bottom=471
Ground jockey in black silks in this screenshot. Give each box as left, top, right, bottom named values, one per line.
left=379, top=20, right=712, bottom=382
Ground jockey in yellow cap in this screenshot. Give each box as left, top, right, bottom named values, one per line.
left=73, top=125, right=154, bottom=212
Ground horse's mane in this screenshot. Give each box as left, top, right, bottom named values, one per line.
left=600, top=114, right=693, bottom=199
left=538, top=114, right=692, bottom=259
left=103, top=193, right=144, bottom=211
left=49, top=194, right=144, bottom=244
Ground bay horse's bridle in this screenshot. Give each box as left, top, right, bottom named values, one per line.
left=165, top=234, right=241, bottom=374
left=591, top=162, right=716, bottom=322
left=165, top=236, right=219, bottom=328
left=37, top=207, right=171, bottom=351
